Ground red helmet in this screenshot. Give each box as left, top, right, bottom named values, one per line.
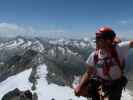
left=96, top=27, right=116, bottom=39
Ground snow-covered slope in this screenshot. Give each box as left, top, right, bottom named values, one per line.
left=0, top=64, right=85, bottom=100
left=35, top=64, right=86, bottom=100
left=0, top=69, right=32, bottom=99
left=0, top=64, right=133, bottom=100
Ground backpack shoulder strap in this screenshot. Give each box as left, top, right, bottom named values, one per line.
left=94, top=50, right=98, bottom=65
left=111, top=45, right=125, bottom=72
left=94, top=45, right=125, bottom=72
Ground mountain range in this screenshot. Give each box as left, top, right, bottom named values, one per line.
left=0, top=36, right=133, bottom=100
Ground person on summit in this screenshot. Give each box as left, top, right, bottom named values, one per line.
left=74, top=27, right=133, bottom=100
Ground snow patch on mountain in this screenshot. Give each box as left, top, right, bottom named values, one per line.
left=58, top=46, right=66, bottom=54
left=0, top=43, right=4, bottom=48
left=79, top=41, right=87, bottom=48
left=31, top=40, right=44, bottom=52
left=2, top=38, right=25, bottom=49
left=0, top=37, right=45, bottom=53
left=21, top=40, right=32, bottom=48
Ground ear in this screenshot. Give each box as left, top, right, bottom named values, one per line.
left=113, top=37, right=121, bottom=44
left=130, top=40, right=133, bottom=48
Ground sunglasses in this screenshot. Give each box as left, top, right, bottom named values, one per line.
left=95, top=38, right=104, bottom=42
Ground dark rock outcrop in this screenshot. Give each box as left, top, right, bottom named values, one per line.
left=2, top=88, right=38, bottom=100
left=0, top=49, right=38, bottom=82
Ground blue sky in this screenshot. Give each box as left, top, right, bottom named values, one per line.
left=0, top=0, right=133, bottom=38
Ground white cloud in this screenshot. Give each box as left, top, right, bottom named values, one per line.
left=0, top=23, right=35, bottom=37
left=119, top=20, right=128, bottom=24
left=0, top=23, right=67, bottom=37
left=0, top=22, right=90, bottom=39
left=117, top=19, right=133, bottom=25
left=0, top=23, right=23, bottom=33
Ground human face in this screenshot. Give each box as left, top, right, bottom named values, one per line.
left=104, top=38, right=112, bottom=47
left=96, top=38, right=106, bottom=49
left=96, top=38, right=112, bottom=49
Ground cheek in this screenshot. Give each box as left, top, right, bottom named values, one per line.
left=98, top=42, right=104, bottom=46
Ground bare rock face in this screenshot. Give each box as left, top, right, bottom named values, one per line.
left=2, top=88, right=38, bottom=100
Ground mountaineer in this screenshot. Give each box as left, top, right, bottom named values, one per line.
left=74, top=27, right=133, bottom=100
